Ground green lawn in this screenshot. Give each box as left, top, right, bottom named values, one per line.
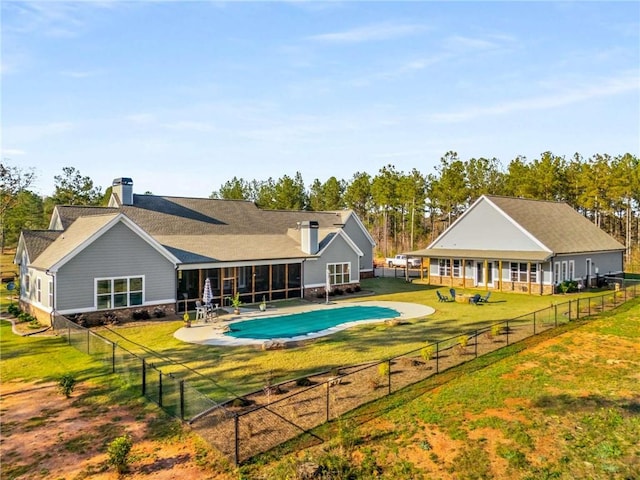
left=89, top=277, right=608, bottom=401
left=0, top=321, right=107, bottom=383
left=241, top=298, right=640, bottom=479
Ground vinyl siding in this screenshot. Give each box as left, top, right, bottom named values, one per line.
left=341, top=216, right=374, bottom=270
left=305, top=235, right=361, bottom=287
left=56, top=222, right=175, bottom=311
left=433, top=198, right=545, bottom=252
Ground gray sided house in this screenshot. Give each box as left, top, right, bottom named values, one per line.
left=15, top=178, right=375, bottom=325
left=406, top=195, right=625, bottom=295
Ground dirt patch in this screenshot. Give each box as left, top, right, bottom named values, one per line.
left=0, top=380, right=235, bottom=479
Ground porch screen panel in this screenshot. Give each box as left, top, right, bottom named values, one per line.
left=254, top=265, right=269, bottom=293
left=272, top=264, right=286, bottom=290
left=287, top=263, right=301, bottom=289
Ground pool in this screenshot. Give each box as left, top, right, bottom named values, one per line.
left=224, top=305, right=400, bottom=340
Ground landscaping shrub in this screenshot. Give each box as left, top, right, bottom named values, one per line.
left=58, top=373, right=77, bottom=398
left=132, top=309, right=150, bottom=321
left=153, top=307, right=166, bottom=318
left=107, top=434, right=133, bottom=474
left=7, top=303, right=20, bottom=316
left=295, top=377, right=313, bottom=387
left=421, top=345, right=435, bottom=361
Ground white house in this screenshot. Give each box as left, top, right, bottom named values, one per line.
left=406, top=195, right=625, bottom=294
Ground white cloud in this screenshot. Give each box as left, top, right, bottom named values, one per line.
left=308, top=22, right=427, bottom=44
left=1, top=148, right=27, bottom=157
left=4, top=121, right=75, bottom=142
left=59, top=69, right=103, bottom=78
left=126, top=113, right=157, bottom=125
left=429, top=73, right=640, bottom=123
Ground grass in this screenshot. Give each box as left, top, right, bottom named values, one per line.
left=88, top=277, right=609, bottom=401
left=0, top=321, right=107, bottom=383
left=240, top=298, right=640, bottom=479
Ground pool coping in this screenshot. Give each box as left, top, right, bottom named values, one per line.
left=173, top=300, right=435, bottom=347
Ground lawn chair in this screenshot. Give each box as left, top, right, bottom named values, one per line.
left=195, top=300, right=207, bottom=321
left=479, top=291, right=491, bottom=303
left=436, top=291, right=449, bottom=302
left=449, top=288, right=457, bottom=301
left=469, top=293, right=482, bottom=305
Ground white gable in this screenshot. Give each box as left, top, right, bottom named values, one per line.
left=430, top=196, right=550, bottom=252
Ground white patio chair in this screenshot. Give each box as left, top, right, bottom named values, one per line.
left=195, top=300, right=207, bottom=321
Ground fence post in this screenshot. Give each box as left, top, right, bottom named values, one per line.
left=234, top=414, right=240, bottom=466
left=86, top=330, right=90, bottom=354
left=436, top=342, right=440, bottom=374
left=112, top=342, right=116, bottom=373
left=179, top=380, right=185, bottom=421
left=506, top=320, right=510, bottom=345
left=326, top=382, right=330, bottom=423
left=158, top=371, right=163, bottom=408
left=554, top=303, right=558, bottom=327
left=387, top=359, right=392, bottom=395
left=474, top=330, right=478, bottom=358
left=142, top=359, right=146, bottom=396
left=576, top=298, right=580, bottom=320
left=533, top=311, right=536, bottom=335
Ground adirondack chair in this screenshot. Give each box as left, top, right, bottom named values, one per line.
left=479, top=291, right=491, bottom=303
left=436, top=291, right=449, bottom=302
left=469, top=293, right=482, bottom=305
left=449, top=288, right=457, bottom=301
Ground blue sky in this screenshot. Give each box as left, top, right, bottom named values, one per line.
left=2, top=1, right=639, bottom=199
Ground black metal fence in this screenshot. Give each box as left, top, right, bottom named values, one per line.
left=53, top=282, right=638, bottom=465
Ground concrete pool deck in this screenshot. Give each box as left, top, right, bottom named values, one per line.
left=174, top=300, right=435, bottom=347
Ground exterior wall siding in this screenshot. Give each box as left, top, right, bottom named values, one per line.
left=432, top=199, right=543, bottom=251
left=304, top=235, right=361, bottom=287
left=341, top=216, right=374, bottom=271
left=56, top=222, right=175, bottom=312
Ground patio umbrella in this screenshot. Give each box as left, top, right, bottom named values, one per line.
left=203, top=278, right=213, bottom=306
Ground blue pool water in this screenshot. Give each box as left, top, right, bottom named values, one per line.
left=225, top=305, right=399, bottom=339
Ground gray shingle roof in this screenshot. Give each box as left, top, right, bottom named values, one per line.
left=486, top=195, right=625, bottom=254
left=31, top=214, right=120, bottom=269
left=37, top=195, right=351, bottom=265
left=20, top=230, right=62, bottom=262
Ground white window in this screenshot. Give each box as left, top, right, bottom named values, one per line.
left=510, top=263, right=528, bottom=282
left=568, top=261, right=575, bottom=280
left=36, top=278, right=42, bottom=303
left=25, top=274, right=30, bottom=293
left=554, top=263, right=560, bottom=284
left=96, top=276, right=144, bottom=309
left=328, top=263, right=350, bottom=286
left=48, top=281, right=54, bottom=308
left=561, top=261, right=568, bottom=281
left=530, top=264, right=538, bottom=283
left=452, top=260, right=461, bottom=278
left=438, top=259, right=451, bottom=276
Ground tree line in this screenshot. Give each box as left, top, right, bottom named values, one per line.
left=2, top=152, right=639, bottom=263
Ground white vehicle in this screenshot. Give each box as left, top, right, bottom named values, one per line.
left=385, top=254, right=422, bottom=268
